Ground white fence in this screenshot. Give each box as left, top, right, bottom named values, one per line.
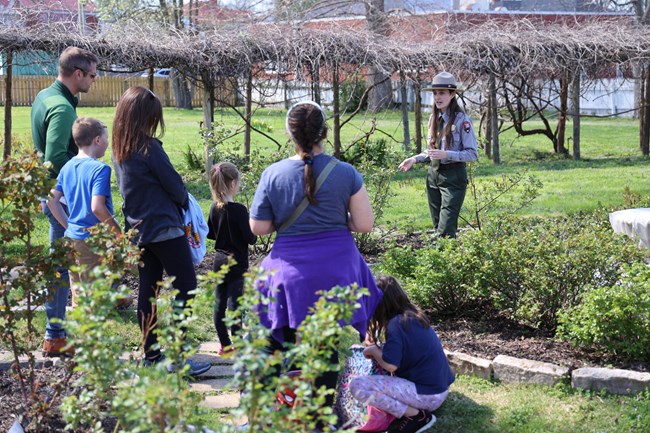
left=253, top=78, right=637, bottom=117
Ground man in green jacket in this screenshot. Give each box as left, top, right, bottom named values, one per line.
left=31, top=46, right=99, bottom=356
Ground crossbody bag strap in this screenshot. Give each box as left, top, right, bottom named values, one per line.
left=278, top=158, right=339, bottom=234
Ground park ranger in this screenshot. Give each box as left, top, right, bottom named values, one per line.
left=398, top=71, right=478, bottom=238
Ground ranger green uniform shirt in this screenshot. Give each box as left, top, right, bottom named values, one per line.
left=31, top=80, right=79, bottom=178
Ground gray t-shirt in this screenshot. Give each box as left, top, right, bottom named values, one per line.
left=250, top=153, right=363, bottom=236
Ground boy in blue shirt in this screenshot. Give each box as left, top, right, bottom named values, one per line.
left=46, top=118, right=132, bottom=354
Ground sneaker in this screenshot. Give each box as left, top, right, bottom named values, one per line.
left=143, top=354, right=211, bottom=377
left=42, top=337, right=75, bottom=357
left=177, top=359, right=212, bottom=377
left=387, top=410, right=435, bottom=433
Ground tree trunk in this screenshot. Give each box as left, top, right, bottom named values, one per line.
left=244, top=70, right=253, bottom=160
left=571, top=71, right=581, bottom=160
left=556, top=74, right=569, bottom=155
left=400, top=71, right=410, bottom=153
left=365, top=0, right=392, bottom=113
left=489, top=73, right=499, bottom=164
left=172, top=69, right=192, bottom=109
left=311, top=60, right=321, bottom=105
left=332, top=65, right=341, bottom=158
left=4, top=49, right=12, bottom=160
left=642, top=66, right=650, bottom=156
left=413, top=75, right=423, bottom=154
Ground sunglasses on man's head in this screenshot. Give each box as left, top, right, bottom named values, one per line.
left=75, top=67, right=97, bottom=79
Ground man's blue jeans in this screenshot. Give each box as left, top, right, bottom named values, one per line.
left=42, top=200, right=70, bottom=340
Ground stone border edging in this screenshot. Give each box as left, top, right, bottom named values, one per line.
left=3, top=347, right=649, bottom=396
left=444, top=349, right=650, bottom=396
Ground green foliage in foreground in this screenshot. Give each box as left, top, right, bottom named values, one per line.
left=0, top=153, right=73, bottom=431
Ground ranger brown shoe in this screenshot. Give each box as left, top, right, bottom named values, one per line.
left=115, top=294, right=133, bottom=310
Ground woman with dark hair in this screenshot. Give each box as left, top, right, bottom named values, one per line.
left=398, top=72, right=478, bottom=238
left=350, top=275, right=454, bottom=433
left=112, top=86, right=210, bottom=377
left=249, top=100, right=383, bottom=406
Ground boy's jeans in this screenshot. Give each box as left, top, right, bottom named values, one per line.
left=41, top=200, right=70, bottom=340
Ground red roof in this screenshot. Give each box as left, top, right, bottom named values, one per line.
left=1, top=0, right=95, bottom=11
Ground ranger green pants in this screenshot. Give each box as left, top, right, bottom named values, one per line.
left=426, top=164, right=468, bottom=238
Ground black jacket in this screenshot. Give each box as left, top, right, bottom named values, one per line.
left=113, top=138, right=188, bottom=245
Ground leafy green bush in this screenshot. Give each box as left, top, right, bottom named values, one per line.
left=484, top=214, right=646, bottom=330
left=229, top=271, right=363, bottom=433
left=557, top=263, right=650, bottom=362
left=341, top=138, right=396, bottom=169
left=377, top=235, right=486, bottom=315
left=378, top=211, right=647, bottom=330
left=0, top=152, right=74, bottom=430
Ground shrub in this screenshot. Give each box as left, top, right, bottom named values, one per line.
left=0, top=152, right=74, bottom=430
left=378, top=211, right=647, bottom=330
left=557, top=263, right=650, bottom=362
left=341, top=138, right=396, bottom=169
left=378, top=235, right=486, bottom=315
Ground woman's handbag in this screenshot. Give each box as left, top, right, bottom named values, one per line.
left=183, top=193, right=209, bottom=266
left=335, top=345, right=395, bottom=431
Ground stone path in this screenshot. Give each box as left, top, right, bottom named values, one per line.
left=0, top=341, right=241, bottom=412
left=190, top=342, right=239, bottom=410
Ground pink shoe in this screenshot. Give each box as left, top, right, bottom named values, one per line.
left=357, top=406, right=396, bottom=432
left=217, top=345, right=236, bottom=356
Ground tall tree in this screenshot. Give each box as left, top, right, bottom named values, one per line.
left=365, top=0, right=392, bottom=112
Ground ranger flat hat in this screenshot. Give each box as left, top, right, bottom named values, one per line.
left=423, top=72, right=463, bottom=92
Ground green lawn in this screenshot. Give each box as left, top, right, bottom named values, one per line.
left=7, top=107, right=648, bottom=233
left=433, top=375, right=650, bottom=433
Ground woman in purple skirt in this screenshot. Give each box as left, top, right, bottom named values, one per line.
left=249, top=100, right=383, bottom=408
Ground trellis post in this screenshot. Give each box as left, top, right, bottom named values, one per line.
left=571, top=70, right=581, bottom=160
left=243, top=69, right=253, bottom=160
left=201, top=71, right=213, bottom=180
left=399, top=70, right=410, bottom=153
left=413, top=73, right=423, bottom=154
left=642, top=64, right=650, bottom=156
left=489, top=73, right=500, bottom=164
left=332, top=62, right=341, bottom=158
left=3, top=49, right=12, bottom=160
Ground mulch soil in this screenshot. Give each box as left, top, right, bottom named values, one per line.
left=2, top=240, right=648, bottom=432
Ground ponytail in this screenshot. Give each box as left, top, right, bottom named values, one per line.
left=286, top=101, right=328, bottom=204
left=209, top=162, right=240, bottom=210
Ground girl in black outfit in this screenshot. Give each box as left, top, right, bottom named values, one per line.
left=207, top=162, right=257, bottom=355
